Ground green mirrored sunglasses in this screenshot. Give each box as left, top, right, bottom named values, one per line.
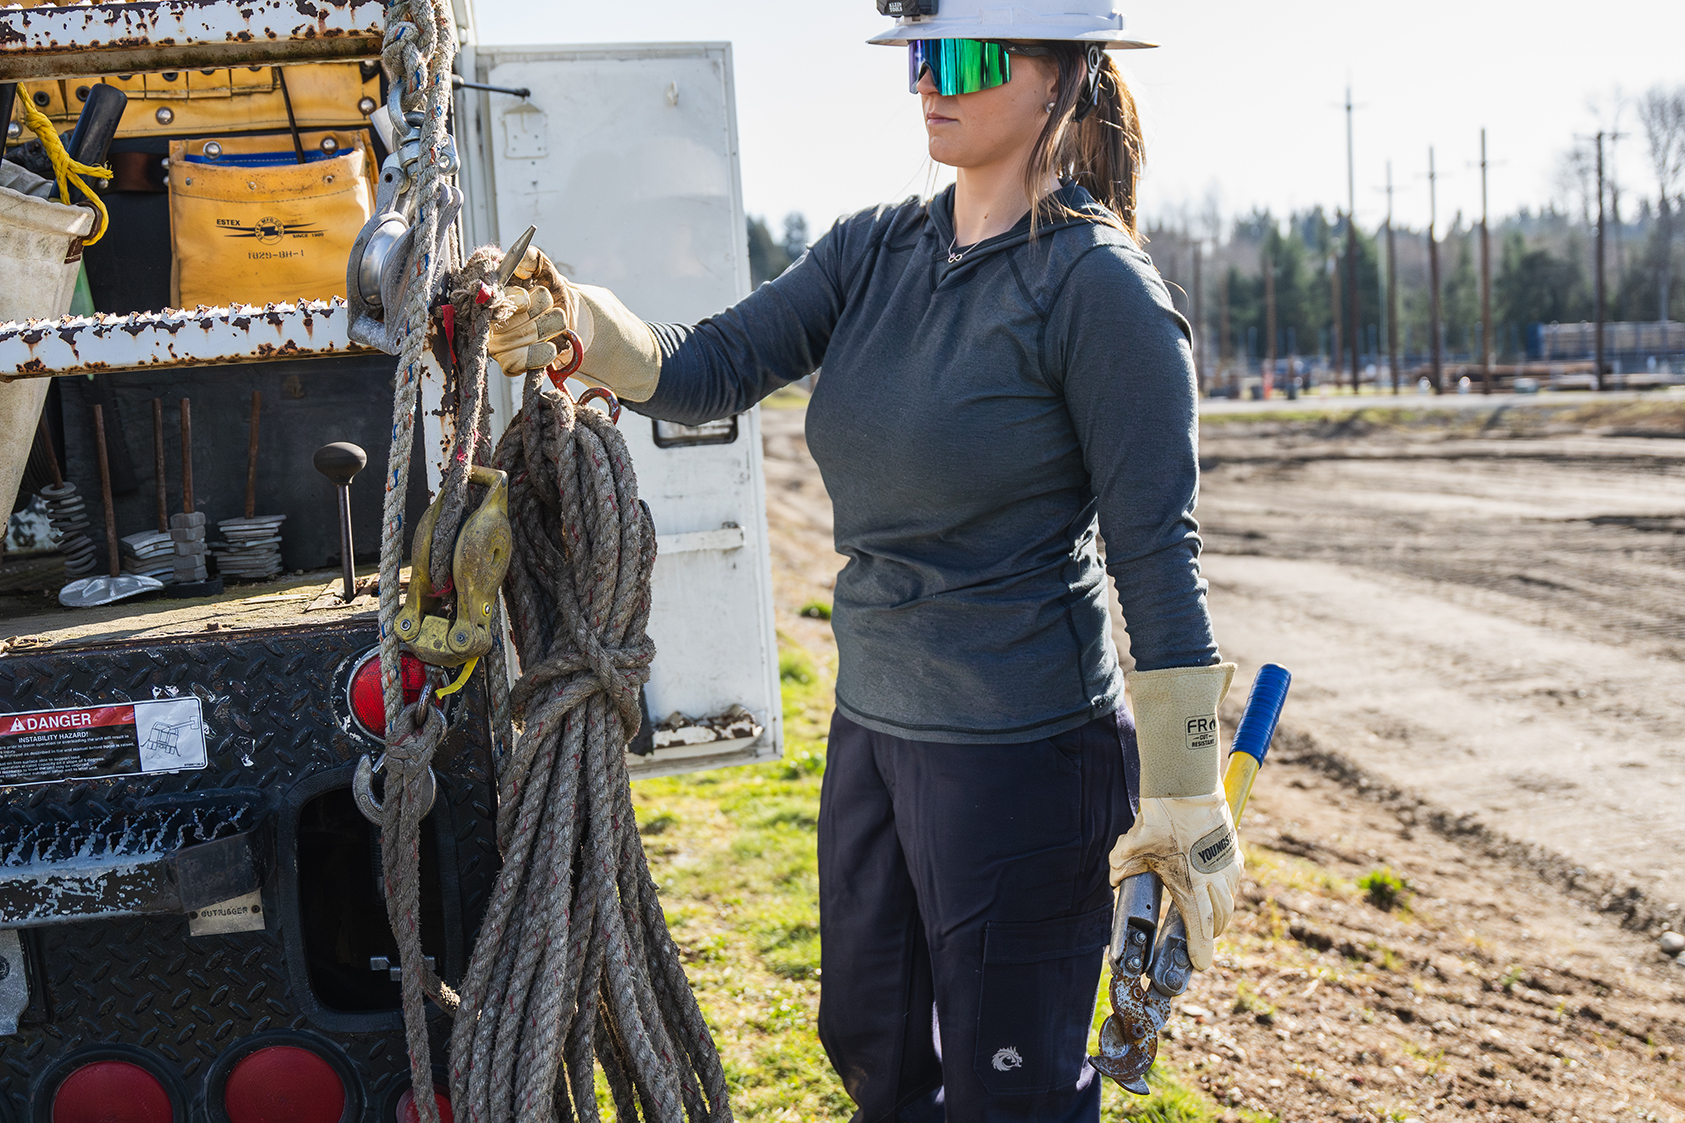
left=907, top=40, right=1051, bottom=96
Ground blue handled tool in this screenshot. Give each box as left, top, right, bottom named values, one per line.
left=1092, top=664, right=1292, bottom=1094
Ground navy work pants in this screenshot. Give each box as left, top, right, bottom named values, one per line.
left=817, top=710, right=1138, bottom=1123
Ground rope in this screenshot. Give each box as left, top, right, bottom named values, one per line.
left=371, top=0, right=459, bottom=1116
left=437, top=259, right=732, bottom=1121
left=370, top=1, right=731, bottom=1113
left=14, top=85, right=110, bottom=244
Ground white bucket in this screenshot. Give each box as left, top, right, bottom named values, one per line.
left=0, top=187, right=95, bottom=520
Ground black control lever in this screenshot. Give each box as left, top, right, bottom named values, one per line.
left=313, top=442, right=367, bottom=602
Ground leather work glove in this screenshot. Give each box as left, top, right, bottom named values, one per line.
left=1109, top=662, right=1241, bottom=972
left=488, top=280, right=574, bottom=376
left=488, top=245, right=663, bottom=402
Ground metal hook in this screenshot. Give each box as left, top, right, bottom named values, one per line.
left=575, top=386, right=622, bottom=425
left=351, top=684, right=441, bottom=823
left=353, top=753, right=438, bottom=824
left=540, top=331, right=618, bottom=422
left=545, top=328, right=585, bottom=381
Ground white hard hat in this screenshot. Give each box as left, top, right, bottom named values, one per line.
left=868, top=1, right=1156, bottom=49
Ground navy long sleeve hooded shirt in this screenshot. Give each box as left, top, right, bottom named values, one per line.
left=638, top=183, right=1218, bottom=743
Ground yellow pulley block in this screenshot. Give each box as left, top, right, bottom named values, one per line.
left=395, top=465, right=512, bottom=668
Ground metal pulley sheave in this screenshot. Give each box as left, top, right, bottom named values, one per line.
left=345, top=107, right=464, bottom=353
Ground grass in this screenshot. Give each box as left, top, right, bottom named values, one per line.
left=1358, top=867, right=1411, bottom=912
left=778, top=647, right=817, bottom=686
left=1232, top=980, right=1276, bottom=1024
left=761, top=384, right=813, bottom=410
left=631, top=636, right=1257, bottom=1119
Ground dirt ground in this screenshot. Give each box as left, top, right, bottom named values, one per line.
left=755, top=396, right=1685, bottom=1123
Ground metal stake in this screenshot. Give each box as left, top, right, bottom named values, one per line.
left=179, top=397, right=194, bottom=514
left=152, top=398, right=166, bottom=531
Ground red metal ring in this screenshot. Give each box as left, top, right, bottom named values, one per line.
left=575, top=386, right=622, bottom=425
left=545, top=328, right=584, bottom=381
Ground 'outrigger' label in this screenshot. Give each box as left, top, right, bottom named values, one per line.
left=0, top=698, right=207, bottom=786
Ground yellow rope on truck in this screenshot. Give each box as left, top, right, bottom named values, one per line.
left=15, top=85, right=110, bottom=244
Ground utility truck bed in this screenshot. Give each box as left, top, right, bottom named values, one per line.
left=0, top=568, right=497, bottom=1112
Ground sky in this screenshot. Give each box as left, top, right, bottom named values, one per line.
left=472, top=1, right=1685, bottom=238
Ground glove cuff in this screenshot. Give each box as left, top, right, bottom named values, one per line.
left=1128, top=663, right=1236, bottom=799
left=573, top=284, right=662, bottom=403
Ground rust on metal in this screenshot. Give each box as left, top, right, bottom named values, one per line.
left=0, top=298, right=373, bottom=378
left=1092, top=972, right=1170, bottom=1093
left=0, top=0, right=383, bottom=80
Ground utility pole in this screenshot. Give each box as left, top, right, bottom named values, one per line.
left=1595, top=132, right=1606, bottom=390
left=1218, top=269, right=1232, bottom=387
left=1346, top=87, right=1362, bottom=395
left=1610, top=130, right=1625, bottom=319
left=1330, top=223, right=1343, bottom=392
left=1386, top=162, right=1400, bottom=395
left=1480, top=128, right=1493, bottom=395
left=1190, top=235, right=1205, bottom=395
left=1428, top=148, right=1445, bottom=394
left=1264, top=241, right=1278, bottom=398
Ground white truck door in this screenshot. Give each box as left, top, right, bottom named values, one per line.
left=458, top=42, right=782, bottom=777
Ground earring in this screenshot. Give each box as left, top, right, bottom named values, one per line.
left=1045, top=100, right=1055, bottom=113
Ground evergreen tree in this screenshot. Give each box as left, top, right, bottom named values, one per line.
left=1495, top=231, right=1590, bottom=333
left=747, top=216, right=791, bottom=287
left=781, top=213, right=810, bottom=264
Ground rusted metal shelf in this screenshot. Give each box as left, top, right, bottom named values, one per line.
left=0, top=0, right=384, bottom=80
left=0, top=299, right=374, bottom=378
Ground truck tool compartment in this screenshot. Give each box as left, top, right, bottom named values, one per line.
left=0, top=0, right=779, bottom=1109
left=0, top=618, right=498, bottom=1113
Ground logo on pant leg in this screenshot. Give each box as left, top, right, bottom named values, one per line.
left=991, top=1046, right=1024, bottom=1072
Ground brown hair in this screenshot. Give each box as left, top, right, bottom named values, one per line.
left=1022, top=44, right=1144, bottom=240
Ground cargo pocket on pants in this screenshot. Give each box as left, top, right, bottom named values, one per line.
left=973, top=904, right=1111, bottom=1095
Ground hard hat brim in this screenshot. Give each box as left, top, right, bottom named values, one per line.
left=868, top=24, right=1157, bottom=49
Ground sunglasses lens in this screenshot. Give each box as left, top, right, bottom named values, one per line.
left=908, top=40, right=1011, bottom=95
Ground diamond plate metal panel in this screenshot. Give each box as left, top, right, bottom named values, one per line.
left=0, top=621, right=499, bottom=1114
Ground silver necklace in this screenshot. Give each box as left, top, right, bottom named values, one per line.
left=947, top=235, right=975, bottom=264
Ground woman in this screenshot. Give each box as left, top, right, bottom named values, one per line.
left=491, top=3, right=1241, bottom=1118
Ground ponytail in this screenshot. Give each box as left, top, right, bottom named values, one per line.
left=1022, top=45, right=1144, bottom=240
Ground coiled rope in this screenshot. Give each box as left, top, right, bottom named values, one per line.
left=371, top=8, right=734, bottom=1113
left=443, top=261, right=732, bottom=1119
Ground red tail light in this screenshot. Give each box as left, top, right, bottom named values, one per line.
left=52, top=1062, right=174, bottom=1123
left=223, top=1046, right=346, bottom=1123
left=348, top=651, right=428, bottom=738
left=396, top=1086, right=454, bottom=1123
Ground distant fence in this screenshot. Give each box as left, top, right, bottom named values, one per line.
left=1530, top=321, right=1685, bottom=366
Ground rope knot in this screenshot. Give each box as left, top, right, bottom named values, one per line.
left=384, top=694, right=446, bottom=779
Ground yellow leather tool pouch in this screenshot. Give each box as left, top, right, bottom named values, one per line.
left=167, top=134, right=373, bottom=309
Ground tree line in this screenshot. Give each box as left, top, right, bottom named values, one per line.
left=1148, top=84, right=1685, bottom=374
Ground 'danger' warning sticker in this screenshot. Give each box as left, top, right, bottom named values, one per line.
left=0, top=698, right=208, bottom=787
